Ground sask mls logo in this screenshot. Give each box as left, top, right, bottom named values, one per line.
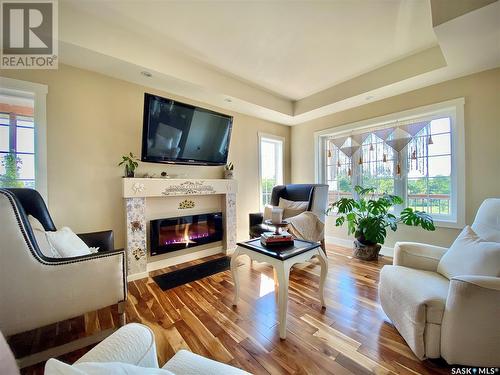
left=1, top=0, right=58, bottom=69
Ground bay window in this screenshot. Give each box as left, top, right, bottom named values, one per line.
left=316, top=99, right=465, bottom=227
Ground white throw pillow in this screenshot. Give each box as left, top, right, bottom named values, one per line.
left=45, top=358, right=174, bottom=375
left=437, top=226, right=500, bottom=279
left=28, top=215, right=60, bottom=258
left=278, top=198, right=308, bottom=219
left=46, top=227, right=92, bottom=258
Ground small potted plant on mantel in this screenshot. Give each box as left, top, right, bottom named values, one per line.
left=224, top=162, right=234, bottom=179
left=118, top=152, right=140, bottom=178
left=327, top=185, right=435, bottom=260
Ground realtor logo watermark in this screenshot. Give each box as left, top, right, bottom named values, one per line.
left=1, top=0, right=58, bottom=69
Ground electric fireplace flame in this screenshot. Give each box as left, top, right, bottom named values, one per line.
left=162, top=223, right=212, bottom=246
left=150, top=213, right=223, bottom=256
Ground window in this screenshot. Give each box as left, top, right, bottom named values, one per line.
left=0, top=100, right=35, bottom=188
left=0, top=78, right=48, bottom=199
left=316, top=99, right=465, bottom=227
left=259, top=134, right=284, bottom=208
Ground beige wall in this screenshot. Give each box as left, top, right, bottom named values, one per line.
left=2, top=65, right=498, bottom=250
left=291, top=68, right=500, bottom=248
left=0, top=64, right=291, bottom=248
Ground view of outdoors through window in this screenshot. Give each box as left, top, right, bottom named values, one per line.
left=325, top=117, right=452, bottom=218
left=260, top=137, right=283, bottom=207
left=0, top=94, right=36, bottom=189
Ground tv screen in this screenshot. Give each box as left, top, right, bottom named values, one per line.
left=141, top=93, right=233, bottom=165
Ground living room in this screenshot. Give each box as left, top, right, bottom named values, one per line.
left=0, top=1, right=499, bottom=374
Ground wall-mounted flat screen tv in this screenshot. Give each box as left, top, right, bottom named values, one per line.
left=141, top=93, right=233, bottom=165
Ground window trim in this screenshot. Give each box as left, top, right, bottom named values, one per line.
left=258, top=132, right=284, bottom=210
left=0, top=77, right=48, bottom=202
left=314, top=98, right=465, bottom=228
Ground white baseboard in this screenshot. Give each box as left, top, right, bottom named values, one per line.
left=127, top=271, right=149, bottom=282
left=325, top=236, right=394, bottom=258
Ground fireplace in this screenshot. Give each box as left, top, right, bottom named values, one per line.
left=150, top=212, right=223, bottom=256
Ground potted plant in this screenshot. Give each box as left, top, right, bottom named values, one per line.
left=327, top=185, right=435, bottom=260
left=118, top=152, right=139, bottom=178
left=224, top=162, right=234, bottom=179
left=0, top=152, right=24, bottom=188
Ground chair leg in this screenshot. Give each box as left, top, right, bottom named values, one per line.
left=320, top=239, right=327, bottom=255
left=118, top=301, right=126, bottom=327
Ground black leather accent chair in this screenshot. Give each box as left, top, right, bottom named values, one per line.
left=5, top=188, right=115, bottom=251
left=249, top=184, right=329, bottom=241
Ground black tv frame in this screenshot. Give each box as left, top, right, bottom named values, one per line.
left=141, top=93, right=233, bottom=166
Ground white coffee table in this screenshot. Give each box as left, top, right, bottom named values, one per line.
left=230, top=238, right=328, bottom=339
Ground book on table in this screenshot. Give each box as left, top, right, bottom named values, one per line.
left=260, top=231, right=294, bottom=247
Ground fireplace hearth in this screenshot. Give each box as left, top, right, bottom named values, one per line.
left=150, top=212, right=223, bottom=256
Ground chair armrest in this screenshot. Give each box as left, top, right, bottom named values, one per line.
left=75, top=323, right=158, bottom=368
left=441, top=276, right=500, bottom=366
left=393, top=241, right=447, bottom=271
left=78, top=230, right=114, bottom=252
left=4, top=250, right=127, bottom=335
left=249, top=212, right=264, bottom=227
left=163, top=349, right=250, bottom=374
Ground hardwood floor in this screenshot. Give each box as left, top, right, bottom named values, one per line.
left=10, top=245, right=451, bottom=374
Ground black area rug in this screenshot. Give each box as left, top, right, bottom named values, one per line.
left=153, top=256, right=231, bottom=291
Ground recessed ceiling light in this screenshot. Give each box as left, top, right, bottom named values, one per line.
left=224, top=98, right=232, bottom=103
left=141, top=71, right=152, bottom=78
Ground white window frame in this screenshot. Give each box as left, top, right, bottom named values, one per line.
left=258, top=133, right=284, bottom=210
left=314, top=98, right=465, bottom=228
left=0, top=77, right=48, bottom=202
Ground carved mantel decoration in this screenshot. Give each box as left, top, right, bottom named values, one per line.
left=162, top=181, right=215, bottom=196
left=122, top=178, right=238, bottom=279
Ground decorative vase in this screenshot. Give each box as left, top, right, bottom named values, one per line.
left=125, top=165, right=135, bottom=178
left=224, top=170, right=234, bottom=179
left=353, top=239, right=381, bottom=261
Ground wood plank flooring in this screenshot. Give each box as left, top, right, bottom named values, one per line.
left=10, top=245, right=451, bottom=374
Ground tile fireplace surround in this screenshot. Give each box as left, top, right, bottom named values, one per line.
left=122, top=178, right=237, bottom=281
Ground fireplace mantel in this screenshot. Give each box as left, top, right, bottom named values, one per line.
left=123, top=178, right=237, bottom=198
left=122, top=178, right=237, bottom=280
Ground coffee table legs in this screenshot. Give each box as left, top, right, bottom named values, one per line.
left=316, top=248, right=328, bottom=308
left=230, top=246, right=328, bottom=340
left=275, top=264, right=291, bottom=339
left=230, top=248, right=241, bottom=306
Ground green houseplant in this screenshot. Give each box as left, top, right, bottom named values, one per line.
left=118, top=152, right=139, bottom=178
left=224, top=162, right=234, bottom=179
left=327, top=185, right=435, bottom=260
left=0, top=153, right=24, bottom=188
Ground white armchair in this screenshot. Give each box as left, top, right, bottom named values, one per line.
left=0, top=189, right=127, bottom=365
left=379, top=199, right=500, bottom=366
left=0, top=324, right=250, bottom=374
left=44, top=323, right=250, bottom=374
